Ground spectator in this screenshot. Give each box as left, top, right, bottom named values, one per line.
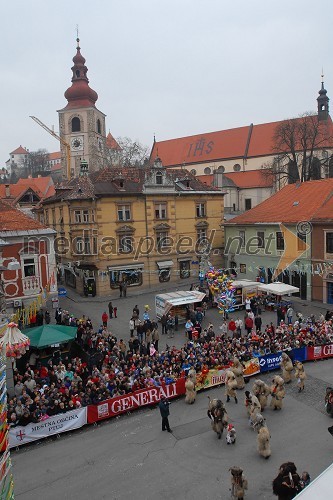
left=102, top=312, right=108, bottom=327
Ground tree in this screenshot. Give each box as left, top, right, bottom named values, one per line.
left=26, top=149, right=50, bottom=176
left=106, top=137, right=149, bottom=167
left=266, top=113, right=333, bottom=185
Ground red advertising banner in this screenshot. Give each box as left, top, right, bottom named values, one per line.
left=87, top=379, right=186, bottom=424
left=307, top=344, right=333, bottom=361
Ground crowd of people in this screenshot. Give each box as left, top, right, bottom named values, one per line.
left=7, top=298, right=333, bottom=430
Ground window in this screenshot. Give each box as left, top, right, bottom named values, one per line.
left=197, top=228, right=207, bottom=243
left=74, top=210, right=82, bottom=223
left=239, top=264, right=246, bottom=274
left=156, top=171, right=163, bottom=185
left=233, top=164, right=241, bottom=172
left=297, top=232, right=306, bottom=251
left=196, top=203, right=206, bottom=217
left=23, top=258, right=36, bottom=277
left=44, top=210, right=49, bottom=226
left=97, top=119, right=101, bottom=134
left=217, top=165, right=225, bottom=173
left=52, top=209, right=56, bottom=226
left=117, top=205, right=131, bottom=221
left=71, top=117, right=81, bottom=132
left=82, top=210, right=89, bottom=223
left=245, top=198, right=252, bottom=210
left=257, top=231, right=265, bottom=249
left=119, top=235, right=133, bottom=253
left=75, top=237, right=84, bottom=254
left=156, top=231, right=169, bottom=250
left=326, top=232, right=333, bottom=254
left=204, top=167, right=211, bottom=175
left=179, top=260, right=190, bottom=279
left=239, top=230, right=245, bottom=248
left=155, top=203, right=167, bottom=219
left=276, top=231, right=285, bottom=250
left=190, top=169, right=197, bottom=175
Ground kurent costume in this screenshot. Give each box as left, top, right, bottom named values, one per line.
left=294, top=361, right=306, bottom=392
left=280, top=352, right=294, bottom=384
left=272, top=462, right=301, bottom=499
left=255, top=415, right=271, bottom=459
left=244, top=391, right=261, bottom=424
left=270, top=375, right=285, bottom=410
left=252, top=379, right=271, bottom=412
left=225, top=370, right=238, bottom=404
left=207, top=397, right=228, bottom=439
left=226, top=424, right=236, bottom=445
left=230, top=466, right=248, bottom=499
left=231, top=357, right=245, bottom=389
left=185, top=377, right=196, bottom=404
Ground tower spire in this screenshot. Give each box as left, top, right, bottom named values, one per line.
left=317, top=71, right=329, bottom=121
left=64, top=37, right=98, bottom=109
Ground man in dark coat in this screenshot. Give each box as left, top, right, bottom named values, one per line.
left=159, top=396, right=172, bottom=432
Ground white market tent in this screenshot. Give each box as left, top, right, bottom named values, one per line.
left=295, top=462, right=333, bottom=498
left=257, top=282, right=299, bottom=296
left=157, top=290, right=206, bottom=314
left=232, top=279, right=258, bottom=289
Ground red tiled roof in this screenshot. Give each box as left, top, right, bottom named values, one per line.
left=51, top=163, right=62, bottom=172
left=10, top=146, right=29, bottom=155
left=196, top=174, right=214, bottom=185
left=106, top=132, right=121, bottom=150
left=0, top=177, right=55, bottom=203
left=0, top=200, right=48, bottom=231
left=151, top=116, right=333, bottom=166
left=224, top=170, right=273, bottom=188
left=312, top=193, right=333, bottom=221
left=48, top=151, right=61, bottom=160
left=225, top=179, right=333, bottom=225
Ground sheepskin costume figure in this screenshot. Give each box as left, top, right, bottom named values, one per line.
left=188, top=367, right=197, bottom=384
left=185, top=376, right=196, bottom=404
left=280, top=352, right=294, bottom=384
left=244, top=391, right=261, bottom=425
left=230, top=466, right=248, bottom=499
left=294, top=361, right=306, bottom=392
left=270, top=375, right=285, bottom=410
left=252, top=379, right=271, bottom=411
left=231, top=357, right=245, bottom=389
left=225, top=370, right=238, bottom=404
left=226, top=423, right=236, bottom=445
left=257, top=426, right=271, bottom=459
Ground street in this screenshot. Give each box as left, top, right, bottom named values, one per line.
left=11, top=359, right=333, bottom=499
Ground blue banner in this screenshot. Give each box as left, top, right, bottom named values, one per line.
left=290, top=347, right=307, bottom=363
left=258, top=352, right=282, bottom=373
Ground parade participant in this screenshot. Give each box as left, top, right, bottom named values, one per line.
left=272, top=462, right=301, bottom=499
left=252, top=379, right=271, bottom=411
left=294, top=361, right=306, bottom=392
left=270, top=375, right=285, bottom=411
left=231, top=357, right=245, bottom=389
left=226, top=424, right=236, bottom=445
left=225, top=370, right=238, bottom=404
left=280, top=352, right=294, bottom=384
left=207, top=397, right=228, bottom=439
left=185, top=375, right=196, bottom=404
left=257, top=426, right=271, bottom=460
left=158, top=396, right=172, bottom=432
left=230, top=466, right=248, bottom=499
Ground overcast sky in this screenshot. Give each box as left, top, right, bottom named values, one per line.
left=1, top=0, right=332, bottom=166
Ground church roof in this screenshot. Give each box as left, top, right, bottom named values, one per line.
left=106, top=132, right=121, bottom=151
left=10, top=146, right=29, bottom=155
left=150, top=115, right=333, bottom=166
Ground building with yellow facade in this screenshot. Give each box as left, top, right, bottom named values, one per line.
left=36, top=159, right=224, bottom=296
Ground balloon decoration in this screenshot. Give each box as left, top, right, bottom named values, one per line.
left=205, top=267, right=236, bottom=314
left=0, top=323, right=30, bottom=359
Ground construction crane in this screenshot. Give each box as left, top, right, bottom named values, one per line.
left=30, top=116, right=71, bottom=179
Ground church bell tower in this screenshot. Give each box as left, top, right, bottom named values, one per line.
left=58, top=38, right=106, bottom=178
left=317, top=76, right=329, bottom=122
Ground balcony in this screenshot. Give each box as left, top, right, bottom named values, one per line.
left=22, top=276, right=41, bottom=296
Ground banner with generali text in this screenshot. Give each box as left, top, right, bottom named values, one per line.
left=307, top=344, right=333, bottom=361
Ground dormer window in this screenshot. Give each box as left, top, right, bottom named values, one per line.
left=119, top=180, right=124, bottom=188
left=156, top=171, right=163, bottom=185
left=186, top=180, right=190, bottom=188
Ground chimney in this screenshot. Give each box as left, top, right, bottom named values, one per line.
left=5, top=184, right=10, bottom=197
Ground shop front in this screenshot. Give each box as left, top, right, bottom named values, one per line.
left=108, top=263, right=144, bottom=289
left=156, top=260, right=174, bottom=283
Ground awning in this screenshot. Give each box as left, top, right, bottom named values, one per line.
left=232, top=280, right=258, bottom=288
left=258, top=282, right=299, bottom=296
left=157, top=290, right=206, bottom=314
left=23, top=325, right=77, bottom=349
left=108, top=263, right=144, bottom=271
left=156, top=260, right=174, bottom=269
